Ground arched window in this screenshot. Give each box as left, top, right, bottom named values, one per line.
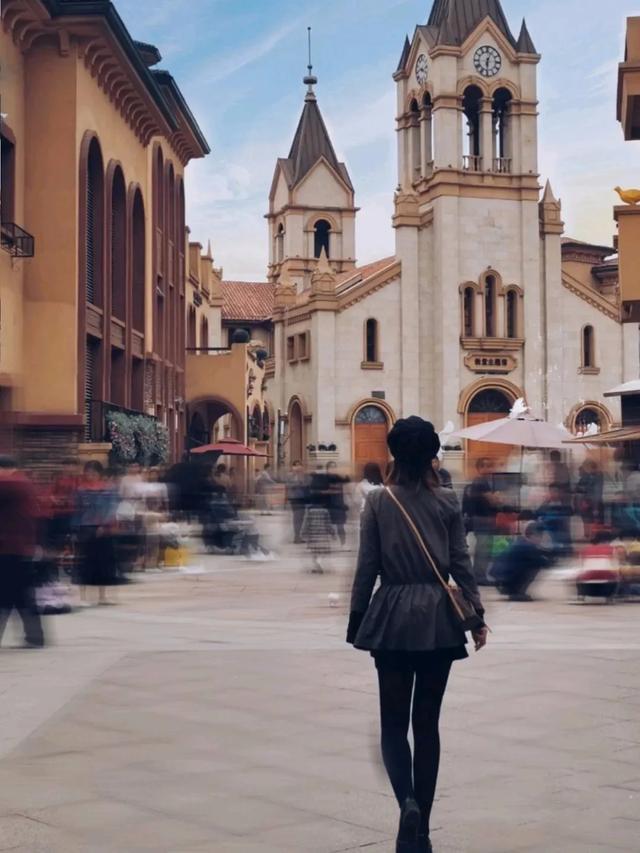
left=355, top=405, right=388, bottom=425
left=506, top=290, right=518, bottom=339
left=409, top=98, right=421, bottom=179
left=314, top=219, right=331, bottom=258
left=131, top=189, right=145, bottom=332
left=200, top=315, right=209, bottom=351
left=187, top=306, right=196, bottom=349
left=484, top=274, right=496, bottom=337
left=462, top=86, right=483, bottom=170
left=422, top=93, right=434, bottom=173
left=575, top=407, right=601, bottom=434
left=262, top=407, right=271, bottom=441
left=153, top=148, right=164, bottom=358
left=110, top=167, right=127, bottom=320
left=468, top=388, right=512, bottom=415
left=492, top=88, right=512, bottom=172
left=463, top=287, right=475, bottom=338
left=85, top=139, right=104, bottom=306
left=582, top=325, right=595, bottom=369
left=276, top=223, right=285, bottom=263
left=1, top=127, right=16, bottom=223
left=365, top=318, right=379, bottom=363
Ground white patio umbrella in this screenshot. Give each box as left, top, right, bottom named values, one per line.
left=451, top=414, right=570, bottom=449
left=451, top=410, right=573, bottom=509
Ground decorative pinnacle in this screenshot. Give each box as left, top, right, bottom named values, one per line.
left=303, top=26, right=317, bottom=100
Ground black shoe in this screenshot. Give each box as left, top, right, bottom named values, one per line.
left=417, top=835, right=433, bottom=852
left=396, top=797, right=421, bottom=851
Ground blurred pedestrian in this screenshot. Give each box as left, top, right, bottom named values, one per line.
left=432, top=457, right=453, bottom=489
left=537, top=483, right=574, bottom=559
left=326, top=461, right=349, bottom=546
left=285, top=461, right=309, bottom=543
left=491, top=522, right=551, bottom=601
left=464, top=457, right=497, bottom=585
left=576, top=459, right=604, bottom=540
left=255, top=463, right=276, bottom=514
left=355, top=462, right=384, bottom=513
left=547, top=450, right=571, bottom=493
left=0, top=456, right=45, bottom=648
left=74, top=461, right=120, bottom=604
left=213, top=463, right=232, bottom=493
left=347, top=417, right=486, bottom=852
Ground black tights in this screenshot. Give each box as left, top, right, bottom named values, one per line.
left=377, top=659, right=451, bottom=835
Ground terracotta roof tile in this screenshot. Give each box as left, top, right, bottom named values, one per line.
left=336, top=256, right=397, bottom=291
left=222, top=281, right=274, bottom=322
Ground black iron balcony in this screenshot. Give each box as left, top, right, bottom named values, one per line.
left=1, top=222, right=35, bottom=258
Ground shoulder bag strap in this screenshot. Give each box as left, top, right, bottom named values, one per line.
left=384, top=486, right=466, bottom=622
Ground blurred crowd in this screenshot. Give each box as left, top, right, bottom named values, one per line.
left=2, top=445, right=640, bottom=649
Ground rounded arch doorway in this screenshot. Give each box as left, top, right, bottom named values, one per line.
left=353, top=403, right=391, bottom=479
left=465, top=387, right=514, bottom=474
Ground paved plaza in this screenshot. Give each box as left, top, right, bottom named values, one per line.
left=1, top=515, right=639, bottom=852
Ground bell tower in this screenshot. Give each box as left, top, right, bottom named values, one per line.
left=267, top=37, right=357, bottom=291
left=393, top=0, right=547, bottom=426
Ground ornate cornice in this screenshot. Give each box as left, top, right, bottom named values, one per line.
left=562, top=271, right=620, bottom=322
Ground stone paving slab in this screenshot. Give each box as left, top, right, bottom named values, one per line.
left=0, top=513, right=639, bottom=851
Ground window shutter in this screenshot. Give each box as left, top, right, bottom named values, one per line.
left=86, top=172, right=96, bottom=305
left=84, top=340, right=96, bottom=440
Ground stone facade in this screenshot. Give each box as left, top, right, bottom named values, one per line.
left=227, top=2, right=638, bottom=474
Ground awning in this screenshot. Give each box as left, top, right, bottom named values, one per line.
left=604, top=380, right=640, bottom=398
left=565, top=426, right=640, bottom=445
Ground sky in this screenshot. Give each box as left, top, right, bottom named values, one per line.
left=115, top=0, right=640, bottom=281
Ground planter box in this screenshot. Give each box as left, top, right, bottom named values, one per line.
left=308, top=450, right=340, bottom=465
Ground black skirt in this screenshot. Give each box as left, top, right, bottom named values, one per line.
left=372, top=646, right=468, bottom=672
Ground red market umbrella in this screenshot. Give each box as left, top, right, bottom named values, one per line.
left=190, top=439, right=268, bottom=458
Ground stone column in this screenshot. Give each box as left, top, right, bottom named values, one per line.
left=481, top=98, right=494, bottom=172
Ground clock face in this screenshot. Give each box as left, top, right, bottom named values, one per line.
left=415, top=53, right=428, bottom=85
left=474, top=45, right=502, bottom=77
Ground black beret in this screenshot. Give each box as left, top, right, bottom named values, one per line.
left=387, top=416, right=440, bottom=463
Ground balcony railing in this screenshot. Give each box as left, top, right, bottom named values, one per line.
left=1, top=222, right=35, bottom=258
left=493, top=157, right=512, bottom=174
left=463, top=155, right=483, bottom=172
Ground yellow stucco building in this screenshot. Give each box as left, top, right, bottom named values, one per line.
left=1, top=0, right=212, bottom=470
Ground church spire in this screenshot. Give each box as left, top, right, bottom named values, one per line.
left=303, top=26, right=317, bottom=102
left=426, top=0, right=517, bottom=47
left=516, top=18, right=537, bottom=54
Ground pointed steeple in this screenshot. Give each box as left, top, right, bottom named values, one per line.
left=426, top=0, right=517, bottom=48
left=541, top=180, right=558, bottom=205
left=281, top=47, right=353, bottom=191
left=311, top=246, right=337, bottom=296
left=516, top=18, right=537, bottom=54
left=539, top=180, right=564, bottom=235
left=396, top=35, right=411, bottom=72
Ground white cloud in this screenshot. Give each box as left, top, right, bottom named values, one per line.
left=194, top=18, right=303, bottom=84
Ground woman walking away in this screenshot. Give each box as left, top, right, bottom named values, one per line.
left=347, top=417, right=488, bottom=852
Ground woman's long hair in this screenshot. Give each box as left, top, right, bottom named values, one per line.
left=386, top=456, right=439, bottom=490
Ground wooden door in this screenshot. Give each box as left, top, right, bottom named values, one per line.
left=465, top=412, right=512, bottom=476
left=354, top=405, right=389, bottom=479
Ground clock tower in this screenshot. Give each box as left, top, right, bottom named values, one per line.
left=393, top=0, right=548, bottom=431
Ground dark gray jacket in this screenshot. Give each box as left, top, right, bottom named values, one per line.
left=347, top=485, right=483, bottom=651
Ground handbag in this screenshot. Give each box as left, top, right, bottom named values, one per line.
left=385, top=486, right=485, bottom=633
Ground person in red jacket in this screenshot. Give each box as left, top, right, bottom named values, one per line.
left=0, top=456, right=45, bottom=648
